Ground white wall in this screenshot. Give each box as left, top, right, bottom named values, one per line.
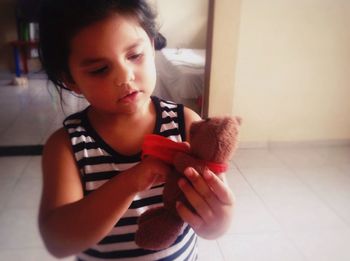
left=151, top=0, right=208, bottom=48
left=210, top=0, right=350, bottom=144
left=208, top=0, right=241, bottom=117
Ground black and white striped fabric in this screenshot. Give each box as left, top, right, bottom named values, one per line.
left=63, top=96, right=198, bottom=261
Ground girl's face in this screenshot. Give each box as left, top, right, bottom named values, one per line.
left=67, top=14, right=156, bottom=115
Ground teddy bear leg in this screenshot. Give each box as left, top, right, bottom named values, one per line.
left=135, top=207, right=184, bottom=250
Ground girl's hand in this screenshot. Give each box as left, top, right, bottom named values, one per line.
left=129, top=157, right=171, bottom=192
left=176, top=167, right=234, bottom=239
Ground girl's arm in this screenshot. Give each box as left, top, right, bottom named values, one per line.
left=183, top=107, right=202, bottom=141
left=39, top=128, right=169, bottom=258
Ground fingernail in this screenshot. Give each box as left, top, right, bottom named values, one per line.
left=184, top=167, right=193, bottom=177
left=204, top=169, right=212, bottom=180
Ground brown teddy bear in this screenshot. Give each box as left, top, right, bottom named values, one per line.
left=135, top=116, right=241, bottom=250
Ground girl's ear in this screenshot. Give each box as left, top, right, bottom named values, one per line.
left=66, top=82, right=82, bottom=94
left=62, top=73, right=82, bottom=94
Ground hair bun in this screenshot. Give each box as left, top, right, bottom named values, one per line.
left=154, top=33, right=167, bottom=50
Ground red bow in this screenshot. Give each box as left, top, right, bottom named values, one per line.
left=142, top=134, right=228, bottom=174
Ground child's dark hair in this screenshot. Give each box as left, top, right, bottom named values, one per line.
left=38, top=0, right=166, bottom=91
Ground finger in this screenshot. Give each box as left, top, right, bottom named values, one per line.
left=183, top=167, right=220, bottom=207
left=176, top=201, right=203, bottom=230
left=183, top=141, right=191, bottom=149
left=203, top=170, right=234, bottom=205
left=178, top=177, right=215, bottom=223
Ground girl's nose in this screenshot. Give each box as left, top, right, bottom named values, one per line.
left=114, top=64, right=135, bottom=87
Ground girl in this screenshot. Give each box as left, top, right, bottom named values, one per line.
left=38, top=0, right=234, bottom=260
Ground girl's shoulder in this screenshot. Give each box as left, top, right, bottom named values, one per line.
left=44, top=109, right=88, bottom=159
left=43, top=127, right=72, bottom=155
left=183, top=106, right=201, bottom=142
left=183, top=106, right=201, bottom=122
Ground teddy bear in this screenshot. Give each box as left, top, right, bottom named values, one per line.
left=135, top=116, right=241, bottom=250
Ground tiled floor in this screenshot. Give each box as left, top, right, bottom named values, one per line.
left=0, top=78, right=350, bottom=260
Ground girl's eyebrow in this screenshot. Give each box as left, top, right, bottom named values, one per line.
left=123, top=38, right=145, bottom=52
left=80, top=58, right=105, bottom=67
left=79, top=38, right=145, bottom=67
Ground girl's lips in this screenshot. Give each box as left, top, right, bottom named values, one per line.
left=118, top=91, right=139, bottom=102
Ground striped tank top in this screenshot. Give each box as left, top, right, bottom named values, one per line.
left=63, top=96, right=198, bottom=261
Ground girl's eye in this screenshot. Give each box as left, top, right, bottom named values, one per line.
left=89, top=66, right=108, bottom=75
left=128, top=53, right=143, bottom=61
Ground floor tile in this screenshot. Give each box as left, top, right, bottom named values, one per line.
left=0, top=156, right=30, bottom=179
left=271, top=147, right=332, bottom=169
left=21, top=156, right=42, bottom=178
left=197, top=238, right=224, bottom=261
left=218, top=233, right=305, bottom=261
left=226, top=162, right=255, bottom=197
left=0, top=157, right=30, bottom=212
left=260, top=188, right=348, bottom=233
left=0, top=176, right=20, bottom=214
left=0, top=247, right=75, bottom=261
left=234, top=148, right=285, bottom=169
left=339, top=163, right=350, bottom=176
left=292, top=166, right=350, bottom=225
left=318, top=146, right=350, bottom=165
left=287, top=228, right=350, bottom=261
left=0, top=208, right=43, bottom=249
left=229, top=194, right=281, bottom=235
left=6, top=175, right=42, bottom=210
left=238, top=166, right=308, bottom=196
left=238, top=161, right=349, bottom=233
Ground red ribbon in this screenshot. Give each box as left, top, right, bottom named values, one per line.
left=142, top=134, right=228, bottom=174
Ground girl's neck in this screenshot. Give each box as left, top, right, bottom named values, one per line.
left=86, top=98, right=156, bottom=155
left=88, top=98, right=153, bottom=128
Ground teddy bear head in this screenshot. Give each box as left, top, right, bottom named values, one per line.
left=189, top=116, right=241, bottom=163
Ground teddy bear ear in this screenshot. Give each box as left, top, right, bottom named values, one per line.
left=234, top=116, right=242, bottom=126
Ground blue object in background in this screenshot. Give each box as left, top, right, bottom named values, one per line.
left=13, top=46, right=21, bottom=77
